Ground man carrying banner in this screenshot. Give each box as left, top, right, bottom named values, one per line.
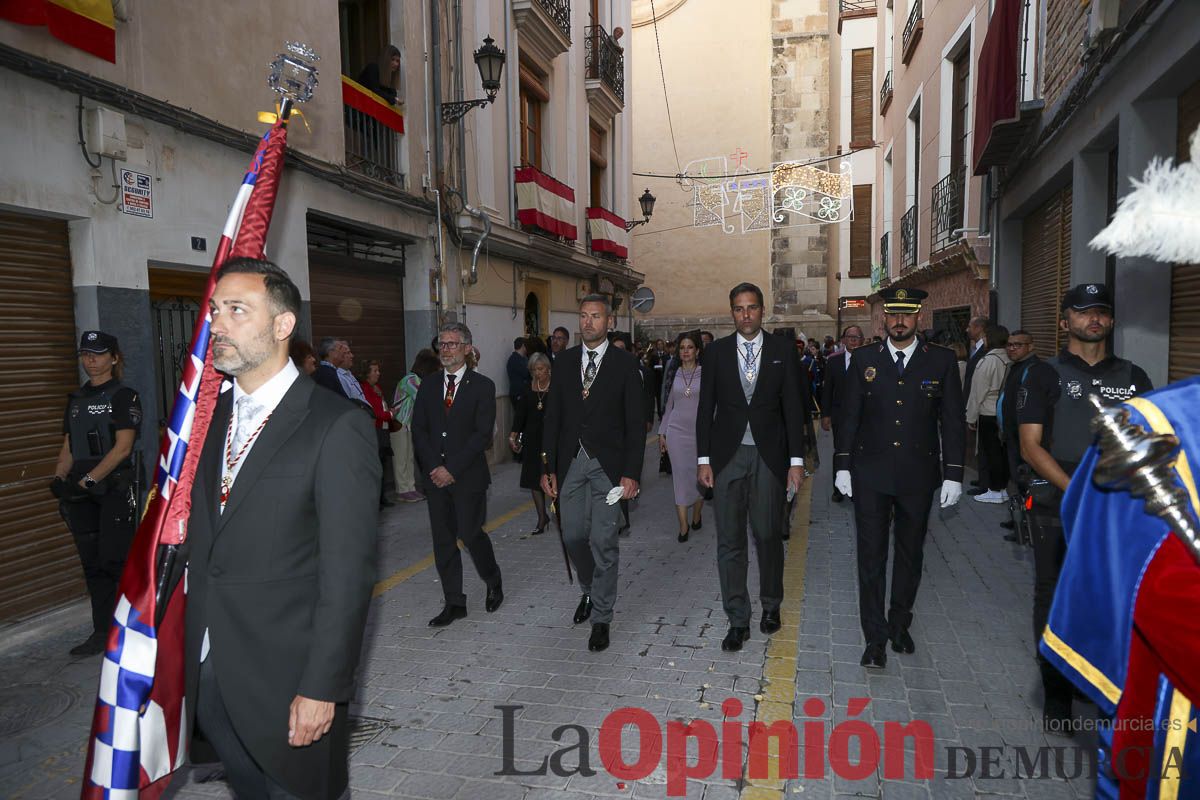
left=185, top=257, right=380, bottom=797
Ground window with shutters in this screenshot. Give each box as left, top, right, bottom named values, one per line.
left=850, top=48, right=874, bottom=148
left=849, top=185, right=873, bottom=277
left=519, top=60, right=548, bottom=169
left=1020, top=185, right=1073, bottom=358
left=589, top=121, right=607, bottom=208
left=1169, top=79, right=1200, bottom=381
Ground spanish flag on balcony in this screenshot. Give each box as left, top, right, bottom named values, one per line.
left=0, top=0, right=116, bottom=63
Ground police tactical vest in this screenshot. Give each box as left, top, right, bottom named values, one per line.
left=1046, top=355, right=1136, bottom=466
left=67, top=381, right=129, bottom=462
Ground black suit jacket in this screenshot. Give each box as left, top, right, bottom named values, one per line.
left=820, top=349, right=852, bottom=430
left=962, top=342, right=987, bottom=400
left=411, top=368, right=496, bottom=492
left=834, top=340, right=966, bottom=495
left=695, top=332, right=805, bottom=484
left=184, top=375, right=380, bottom=799
left=313, top=362, right=348, bottom=398
left=542, top=344, right=645, bottom=486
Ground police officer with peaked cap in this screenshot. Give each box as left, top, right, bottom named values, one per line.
left=51, top=330, right=142, bottom=656
left=833, top=287, right=966, bottom=669
left=1016, top=282, right=1152, bottom=727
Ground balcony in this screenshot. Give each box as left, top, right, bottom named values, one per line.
left=512, top=0, right=571, bottom=67
left=342, top=76, right=405, bottom=186
left=901, top=0, right=923, bottom=65
left=586, top=207, right=628, bottom=260
left=880, top=231, right=890, bottom=278
left=900, top=204, right=918, bottom=272
left=879, top=70, right=893, bottom=115
left=838, top=0, right=877, bottom=33
left=930, top=167, right=965, bottom=254
left=515, top=165, right=577, bottom=242
left=972, top=0, right=1044, bottom=173
left=585, top=25, right=625, bottom=120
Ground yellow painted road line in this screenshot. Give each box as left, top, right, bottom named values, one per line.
left=742, top=478, right=813, bottom=799
left=371, top=499, right=535, bottom=598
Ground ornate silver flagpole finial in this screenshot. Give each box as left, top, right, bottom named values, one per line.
left=268, top=42, right=320, bottom=119
left=1088, top=394, right=1200, bottom=564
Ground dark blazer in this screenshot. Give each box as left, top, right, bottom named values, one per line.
left=695, top=332, right=806, bottom=484
left=834, top=339, right=966, bottom=495
left=506, top=352, right=531, bottom=402
left=962, top=342, right=987, bottom=400
left=411, top=368, right=496, bottom=492
left=313, top=362, right=348, bottom=399
left=820, top=349, right=852, bottom=429
left=184, top=375, right=380, bottom=799
left=542, top=344, right=646, bottom=486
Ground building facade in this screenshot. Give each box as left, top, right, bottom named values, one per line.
left=0, top=0, right=638, bottom=622
left=629, top=0, right=836, bottom=343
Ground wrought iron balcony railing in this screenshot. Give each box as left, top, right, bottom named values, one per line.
left=900, top=204, right=918, bottom=272
left=533, top=0, right=571, bottom=42
left=880, top=231, right=890, bottom=277
left=839, top=0, right=877, bottom=14
left=880, top=69, right=893, bottom=115
left=901, top=0, right=923, bottom=64
left=585, top=25, right=624, bottom=104
left=930, top=167, right=966, bottom=253
left=343, top=79, right=404, bottom=186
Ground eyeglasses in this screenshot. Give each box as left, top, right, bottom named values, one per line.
left=1006, top=341, right=1033, bottom=348
left=438, top=341, right=465, bottom=350
left=844, top=335, right=863, bottom=341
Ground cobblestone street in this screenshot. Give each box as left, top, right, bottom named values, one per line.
left=0, top=433, right=1096, bottom=799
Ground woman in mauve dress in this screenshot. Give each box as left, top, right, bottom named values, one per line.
left=658, top=331, right=705, bottom=543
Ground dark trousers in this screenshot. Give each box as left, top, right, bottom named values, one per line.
left=852, top=481, right=935, bottom=645
left=425, top=484, right=501, bottom=607
left=60, top=484, right=136, bottom=634
left=1028, top=503, right=1073, bottom=703
left=713, top=445, right=784, bottom=627
left=196, top=660, right=306, bottom=800
left=977, top=415, right=1009, bottom=492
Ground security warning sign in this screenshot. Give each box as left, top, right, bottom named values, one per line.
left=119, top=169, right=153, bottom=218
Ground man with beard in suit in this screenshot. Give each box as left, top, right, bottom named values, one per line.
left=696, top=283, right=806, bottom=652
left=821, top=325, right=865, bottom=502
left=186, top=257, right=379, bottom=799
left=833, top=288, right=965, bottom=669
left=541, top=295, right=645, bottom=652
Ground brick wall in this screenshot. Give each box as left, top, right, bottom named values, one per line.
left=1042, top=0, right=1089, bottom=111
left=868, top=270, right=989, bottom=341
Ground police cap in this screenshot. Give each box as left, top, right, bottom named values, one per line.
left=78, top=330, right=118, bottom=354
left=880, top=287, right=928, bottom=314
left=1060, top=283, right=1113, bottom=312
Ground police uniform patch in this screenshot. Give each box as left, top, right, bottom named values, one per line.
left=864, top=366, right=877, bottom=382
left=1067, top=380, right=1083, bottom=400
left=896, top=289, right=908, bottom=300
left=1016, top=387, right=1028, bottom=409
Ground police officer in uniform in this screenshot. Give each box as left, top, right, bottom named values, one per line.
left=52, top=331, right=142, bottom=656
left=833, top=288, right=966, bottom=669
left=1016, top=282, right=1152, bottom=726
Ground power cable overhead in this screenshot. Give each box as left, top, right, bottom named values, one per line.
left=650, top=0, right=682, bottom=179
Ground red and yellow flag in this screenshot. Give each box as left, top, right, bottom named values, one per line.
left=0, top=0, right=116, bottom=63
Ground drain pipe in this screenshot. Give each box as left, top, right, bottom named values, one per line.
left=464, top=204, right=490, bottom=286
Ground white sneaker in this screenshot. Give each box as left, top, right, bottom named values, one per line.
left=974, top=490, right=1006, bottom=504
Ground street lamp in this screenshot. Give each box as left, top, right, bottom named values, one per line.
left=441, top=35, right=507, bottom=125
left=625, top=188, right=656, bottom=231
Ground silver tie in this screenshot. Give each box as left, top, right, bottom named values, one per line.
left=232, top=396, right=262, bottom=455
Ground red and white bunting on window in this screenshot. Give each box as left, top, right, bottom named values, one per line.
left=516, top=167, right=577, bottom=240
left=587, top=207, right=628, bottom=259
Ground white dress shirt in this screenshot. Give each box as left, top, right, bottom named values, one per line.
left=886, top=336, right=919, bottom=367
left=442, top=364, right=467, bottom=399
left=580, top=338, right=610, bottom=384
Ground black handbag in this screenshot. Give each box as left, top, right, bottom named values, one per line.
left=659, top=451, right=672, bottom=474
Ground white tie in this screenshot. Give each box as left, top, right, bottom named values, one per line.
left=232, top=396, right=262, bottom=455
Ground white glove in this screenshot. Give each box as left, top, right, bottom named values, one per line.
left=939, top=480, right=962, bottom=508
left=605, top=486, right=625, bottom=506
left=834, top=470, right=853, bottom=499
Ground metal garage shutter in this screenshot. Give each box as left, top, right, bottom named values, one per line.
left=1021, top=185, right=1072, bottom=358
left=1168, top=81, right=1200, bottom=382
left=308, top=253, right=408, bottom=393
left=0, top=211, right=85, bottom=622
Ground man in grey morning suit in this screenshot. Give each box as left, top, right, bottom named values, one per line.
left=541, top=295, right=646, bottom=652
left=696, top=283, right=807, bottom=653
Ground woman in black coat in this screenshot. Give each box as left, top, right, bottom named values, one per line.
left=509, top=352, right=552, bottom=534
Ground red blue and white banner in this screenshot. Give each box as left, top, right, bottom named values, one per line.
left=80, top=115, right=291, bottom=800
left=0, top=0, right=116, bottom=62
left=587, top=206, right=628, bottom=259
left=516, top=166, right=577, bottom=240
left=340, top=75, right=405, bottom=134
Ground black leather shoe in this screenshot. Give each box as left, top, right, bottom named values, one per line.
left=721, top=626, right=751, bottom=652
left=428, top=605, right=467, bottom=627
left=678, top=529, right=689, bottom=543
left=573, top=594, right=592, bottom=624
left=588, top=623, right=610, bottom=652
left=1003, top=531, right=1019, bottom=542
left=890, top=629, right=915, bottom=654
left=760, top=609, right=782, bottom=634
left=691, top=516, right=702, bottom=530
left=485, top=584, right=504, bottom=613
left=531, top=522, right=547, bottom=535
left=861, top=642, right=887, bottom=668
left=70, top=631, right=107, bottom=656
left=1000, top=519, right=1016, bottom=530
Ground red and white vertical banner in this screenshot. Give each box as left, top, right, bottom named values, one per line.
left=515, top=167, right=577, bottom=240
left=587, top=207, right=628, bottom=259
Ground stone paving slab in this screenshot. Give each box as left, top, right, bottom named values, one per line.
left=0, top=431, right=1102, bottom=798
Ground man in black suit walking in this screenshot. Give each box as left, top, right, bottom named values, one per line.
left=185, top=258, right=380, bottom=799
left=412, top=322, right=504, bottom=627
left=541, top=295, right=645, bottom=652
left=696, top=283, right=807, bottom=652
left=820, top=325, right=865, bottom=502
left=833, top=288, right=966, bottom=669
